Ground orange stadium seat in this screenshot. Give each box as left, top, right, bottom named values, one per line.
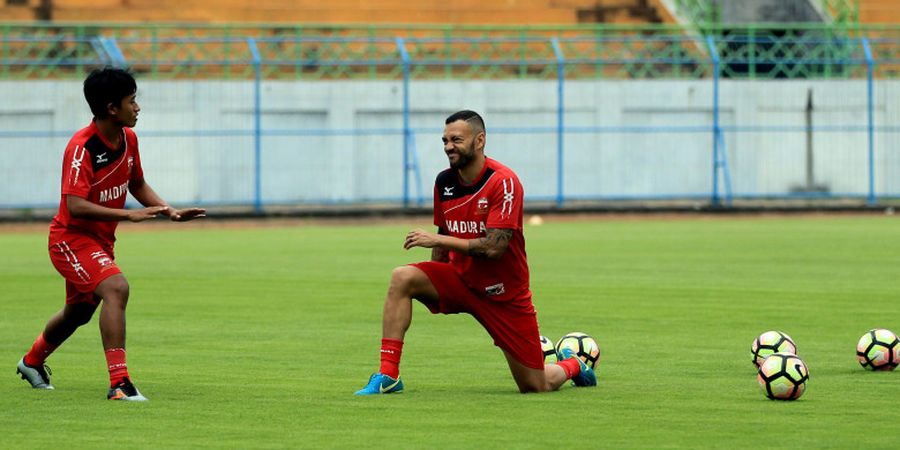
left=4, top=1, right=897, bottom=26
left=0, top=0, right=41, bottom=20
left=8, top=0, right=675, bottom=25
left=859, top=0, right=900, bottom=24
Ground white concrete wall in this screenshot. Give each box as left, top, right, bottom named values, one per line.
left=1, top=79, right=897, bottom=208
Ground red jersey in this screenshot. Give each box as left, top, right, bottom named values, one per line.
left=433, top=157, right=529, bottom=302
left=49, top=121, right=144, bottom=248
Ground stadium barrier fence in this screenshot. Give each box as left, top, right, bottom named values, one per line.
left=1, top=25, right=898, bottom=212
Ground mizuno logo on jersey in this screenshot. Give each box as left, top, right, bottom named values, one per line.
left=96, top=152, right=108, bottom=164
left=443, top=186, right=454, bottom=196
left=445, top=220, right=486, bottom=234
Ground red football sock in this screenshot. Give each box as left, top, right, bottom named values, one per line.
left=557, top=358, right=582, bottom=379
left=378, top=338, right=404, bottom=379
left=24, top=333, right=59, bottom=367
left=104, top=348, right=130, bottom=387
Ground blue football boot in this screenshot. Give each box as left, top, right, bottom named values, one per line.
left=354, top=373, right=404, bottom=395
left=559, top=348, right=597, bottom=387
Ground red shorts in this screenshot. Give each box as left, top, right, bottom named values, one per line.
left=410, top=261, right=544, bottom=370
left=48, top=234, right=121, bottom=305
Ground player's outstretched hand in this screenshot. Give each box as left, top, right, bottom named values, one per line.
left=404, top=228, right=440, bottom=250
left=127, top=206, right=170, bottom=222
left=169, top=207, right=206, bottom=222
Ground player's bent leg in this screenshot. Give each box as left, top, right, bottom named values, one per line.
left=17, top=302, right=98, bottom=390
left=42, top=301, right=99, bottom=345
left=93, top=275, right=147, bottom=401
left=355, top=266, right=438, bottom=396
left=543, top=363, right=570, bottom=391
left=503, top=351, right=557, bottom=393
left=382, top=265, right=438, bottom=339
left=95, top=274, right=130, bottom=349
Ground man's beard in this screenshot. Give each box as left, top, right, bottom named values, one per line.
left=449, top=144, right=475, bottom=169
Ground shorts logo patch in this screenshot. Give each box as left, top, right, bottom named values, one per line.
left=485, top=283, right=505, bottom=296
left=91, top=251, right=115, bottom=272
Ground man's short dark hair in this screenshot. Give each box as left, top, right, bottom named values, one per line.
left=445, top=110, right=485, bottom=134
left=83, top=67, right=137, bottom=118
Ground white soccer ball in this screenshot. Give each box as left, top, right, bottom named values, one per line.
left=757, top=352, right=809, bottom=400
left=751, top=330, right=797, bottom=368
left=856, top=328, right=900, bottom=371
left=540, top=335, right=558, bottom=365
left=555, top=332, right=600, bottom=369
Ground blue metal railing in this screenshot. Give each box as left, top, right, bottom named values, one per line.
left=1, top=33, right=899, bottom=209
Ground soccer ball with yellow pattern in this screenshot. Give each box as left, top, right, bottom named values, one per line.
left=856, top=328, right=900, bottom=371
left=757, top=352, right=809, bottom=400
left=539, top=335, right=558, bottom=365
left=555, top=332, right=600, bottom=369
left=751, top=331, right=797, bottom=368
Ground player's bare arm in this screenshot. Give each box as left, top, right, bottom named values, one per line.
left=66, top=194, right=167, bottom=222
left=431, top=228, right=450, bottom=262
left=404, top=227, right=512, bottom=260
left=129, top=178, right=206, bottom=222
left=467, top=228, right=513, bottom=259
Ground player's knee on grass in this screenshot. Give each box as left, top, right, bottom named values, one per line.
left=508, top=362, right=553, bottom=393
left=515, top=377, right=552, bottom=394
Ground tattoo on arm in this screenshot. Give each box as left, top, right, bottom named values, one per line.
left=468, top=228, right=514, bottom=259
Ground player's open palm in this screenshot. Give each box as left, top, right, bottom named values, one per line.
left=127, top=206, right=170, bottom=222
left=169, top=207, right=206, bottom=222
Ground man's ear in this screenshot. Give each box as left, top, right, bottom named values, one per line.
left=106, top=102, right=118, bottom=117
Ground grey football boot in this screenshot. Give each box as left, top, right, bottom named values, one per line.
left=17, top=357, right=54, bottom=390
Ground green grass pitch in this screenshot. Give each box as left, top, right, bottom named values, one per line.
left=1, top=215, right=899, bottom=448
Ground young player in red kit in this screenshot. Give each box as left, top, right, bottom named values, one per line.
left=355, top=110, right=595, bottom=395
left=15, top=67, right=205, bottom=401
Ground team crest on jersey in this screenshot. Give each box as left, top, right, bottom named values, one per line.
left=476, top=197, right=489, bottom=214
left=128, top=156, right=134, bottom=169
